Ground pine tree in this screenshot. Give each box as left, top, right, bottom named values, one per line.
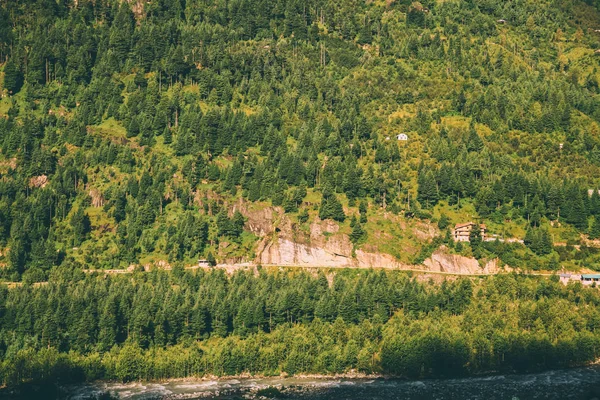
left=350, top=219, right=366, bottom=244
left=163, top=126, right=172, bottom=144
left=98, top=299, right=118, bottom=352
left=71, top=207, right=91, bottom=246
left=406, top=4, right=425, bottom=27
left=469, top=224, right=482, bottom=249
left=298, top=208, right=309, bottom=223
left=546, top=185, right=563, bottom=220
left=524, top=228, right=535, bottom=249
left=113, top=191, right=127, bottom=223
left=359, top=200, right=368, bottom=224
left=207, top=251, right=216, bottom=267
left=217, top=211, right=232, bottom=237
left=3, top=58, right=23, bottom=94
left=127, top=117, right=140, bottom=138
left=319, top=187, right=345, bottom=222
left=590, top=218, right=600, bottom=240
left=284, top=194, right=298, bottom=213
left=525, top=227, right=553, bottom=255
left=338, top=293, right=357, bottom=323
left=417, top=171, right=439, bottom=208
left=539, top=228, right=553, bottom=255
left=590, top=146, right=600, bottom=166
left=438, top=213, right=449, bottom=230
left=566, top=191, right=588, bottom=230
left=357, top=24, right=372, bottom=45
left=466, top=123, right=484, bottom=152
left=590, top=190, right=600, bottom=216
left=231, top=211, right=246, bottom=238
left=248, top=180, right=261, bottom=202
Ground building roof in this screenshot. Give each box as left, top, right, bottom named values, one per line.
left=581, top=274, right=600, bottom=279
left=454, top=222, right=475, bottom=229
left=454, top=222, right=486, bottom=230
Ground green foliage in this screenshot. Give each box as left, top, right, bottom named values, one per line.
left=217, top=211, right=245, bottom=240
left=590, top=217, right=600, bottom=240
left=524, top=228, right=553, bottom=256
left=207, top=252, right=216, bottom=267
left=319, top=187, right=345, bottom=222
left=466, top=123, right=484, bottom=153
left=413, top=237, right=444, bottom=265
left=359, top=200, right=368, bottom=224
left=1, top=270, right=599, bottom=386
left=298, top=208, right=309, bottom=224
left=70, top=208, right=91, bottom=247
left=417, top=171, right=438, bottom=209
left=349, top=216, right=367, bottom=245
left=3, top=58, right=23, bottom=94
left=469, top=225, right=482, bottom=249
left=438, top=213, right=449, bottom=230
left=0, top=0, right=599, bottom=285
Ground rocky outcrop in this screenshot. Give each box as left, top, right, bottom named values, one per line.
left=29, top=175, right=48, bottom=188
left=423, top=247, right=500, bottom=275
left=258, top=238, right=353, bottom=267
left=254, top=210, right=355, bottom=266
left=355, top=250, right=406, bottom=269
left=240, top=204, right=280, bottom=237
left=236, top=203, right=501, bottom=274
left=88, top=187, right=105, bottom=207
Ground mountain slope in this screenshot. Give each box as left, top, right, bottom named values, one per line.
left=1, top=0, right=600, bottom=281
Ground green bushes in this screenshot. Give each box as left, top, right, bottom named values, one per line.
left=1, top=270, right=600, bottom=386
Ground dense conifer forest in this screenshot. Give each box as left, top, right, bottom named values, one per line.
left=1, top=269, right=600, bottom=385
left=2, top=0, right=600, bottom=390
left=2, top=0, right=600, bottom=278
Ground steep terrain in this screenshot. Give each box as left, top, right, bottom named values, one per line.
left=238, top=201, right=434, bottom=268
left=2, top=1, right=600, bottom=282
left=4, top=1, right=600, bottom=392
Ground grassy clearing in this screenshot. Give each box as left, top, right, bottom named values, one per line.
left=0, top=96, right=11, bottom=116
left=91, top=117, right=127, bottom=139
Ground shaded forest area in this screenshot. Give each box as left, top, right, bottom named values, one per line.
left=1, top=269, right=600, bottom=385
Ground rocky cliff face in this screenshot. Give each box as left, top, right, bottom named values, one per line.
left=256, top=236, right=414, bottom=269
left=235, top=202, right=498, bottom=274
left=258, top=238, right=353, bottom=267
left=423, top=247, right=500, bottom=275
left=355, top=249, right=406, bottom=269
left=249, top=206, right=356, bottom=267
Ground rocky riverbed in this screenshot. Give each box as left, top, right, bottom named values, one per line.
left=58, top=365, right=600, bottom=400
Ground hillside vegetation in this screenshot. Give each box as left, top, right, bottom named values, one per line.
left=1, top=269, right=600, bottom=385
left=2, top=0, right=600, bottom=280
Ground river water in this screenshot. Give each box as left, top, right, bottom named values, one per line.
left=62, top=366, right=600, bottom=400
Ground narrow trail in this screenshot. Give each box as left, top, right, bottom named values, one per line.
left=0, top=265, right=578, bottom=288
left=78, top=263, right=559, bottom=278
left=223, top=263, right=558, bottom=277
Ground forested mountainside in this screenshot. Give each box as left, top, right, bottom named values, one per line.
left=2, top=269, right=600, bottom=385
left=2, top=0, right=600, bottom=280
left=4, top=0, right=600, bottom=392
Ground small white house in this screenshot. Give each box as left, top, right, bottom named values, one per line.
left=396, top=133, right=408, bottom=141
